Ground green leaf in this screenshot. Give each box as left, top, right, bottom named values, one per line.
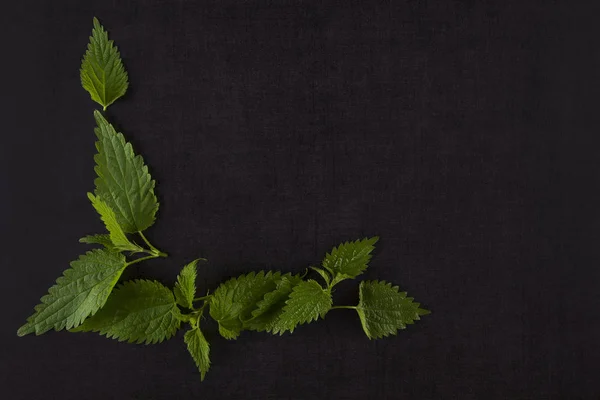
left=310, top=266, right=331, bottom=286
left=209, top=271, right=281, bottom=340
left=174, top=260, right=198, bottom=309
left=271, top=280, right=332, bottom=334
left=184, top=327, right=211, bottom=381
left=79, top=234, right=114, bottom=250
left=17, top=249, right=127, bottom=336
left=71, top=280, right=182, bottom=344
left=87, top=193, right=142, bottom=252
left=215, top=322, right=241, bottom=340
left=93, top=111, right=158, bottom=233
left=322, top=237, right=379, bottom=281
left=80, top=17, right=129, bottom=110
left=356, top=280, right=429, bottom=340
left=243, top=274, right=303, bottom=332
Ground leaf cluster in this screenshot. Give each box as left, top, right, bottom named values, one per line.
left=17, top=18, right=430, bottom=382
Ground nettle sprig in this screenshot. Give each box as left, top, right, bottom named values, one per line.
left=17, top=18, right=430, bottom=382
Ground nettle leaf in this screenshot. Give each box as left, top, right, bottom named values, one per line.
left=174, top=260, right=198, bottom=309
left=184, top=327, right=211, bottom=381
left=243, top=274, right=303, bottom=332
left=322, top=237, right=379, bottom=281
left=356, top=280, right=429, bottom=340
left=79, top=234, right=114, bottom=250
left=93, top=111, right=158, bottom=233
left=17, top=249, right=126, bottom=336
left=87, top=193, right=142, bottom=252
left=72, top=280, right=182, bottom=344
left=272, top=280, right=332, bottom=334
left=209, top=271, right=282, bottom=339
left=80, top=17, right=128, bottom=110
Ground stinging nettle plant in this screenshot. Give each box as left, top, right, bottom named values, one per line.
left=17, top=17, right=430, bottom=381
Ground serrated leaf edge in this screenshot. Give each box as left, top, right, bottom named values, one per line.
left=356, top=280, right=429, bottom=340
left=73, top=279, right=182, bottom=345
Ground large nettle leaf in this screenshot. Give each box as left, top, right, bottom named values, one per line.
left=355, top=280, right=430, bottom=339
left=72, top=279, right=182, bottom=344
left=243, top=274, right=303, bottom=332
left=17, top=249, right=127, bottom=336
left=93, top=111, right=159, bottom=233
left=271, top=280, right=332, bottom=334
left=80, top=17, right=129, bottom=110
left=209, top=271, right=283, bottom=339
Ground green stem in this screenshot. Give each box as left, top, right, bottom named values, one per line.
left=138, top=231, right=154, bottom=249
left=193, top=295, right=211, bottom=302
left=331, top=306, right=358, bottom=310
left=138, top=231, right=168, bottom=257
left=126, top=254, right=159, bottom=267
left=186, top=304, right=208, bottom=328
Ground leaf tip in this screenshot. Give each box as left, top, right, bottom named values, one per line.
left=17, top=323, right=33, bottom=337
left=93, top=109, right=104, bottom=120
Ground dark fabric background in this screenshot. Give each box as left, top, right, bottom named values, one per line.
left=1, top=1, right=599, bottom=399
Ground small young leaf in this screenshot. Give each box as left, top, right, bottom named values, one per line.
left=93, top=111, right=159, bottom=233
left=72, top=280, right=182, bottom=344
left=174, top=260, right=198, bottom=309
left=79, top=233, right=114, bottom=250
left=209, top=271, right=281, bottom=340
left=322, top=237, right=379, bottom=281
left=356, top=280, right=429, bottom=340
left=80, top=17, right=129, bottom=110
left=87, top=193, right=142, bottom=252
left=184, top=327, right=211, bottom=381
left=310, top=267, right=331, bottom=286
left=243, top=274, right=303, bottom=332
left=271, top=280, right=332, bottom=334
left=17, top=249, right=127, bottom=336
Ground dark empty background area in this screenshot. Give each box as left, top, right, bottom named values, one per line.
left=1, top=1, right=599, bottom=399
